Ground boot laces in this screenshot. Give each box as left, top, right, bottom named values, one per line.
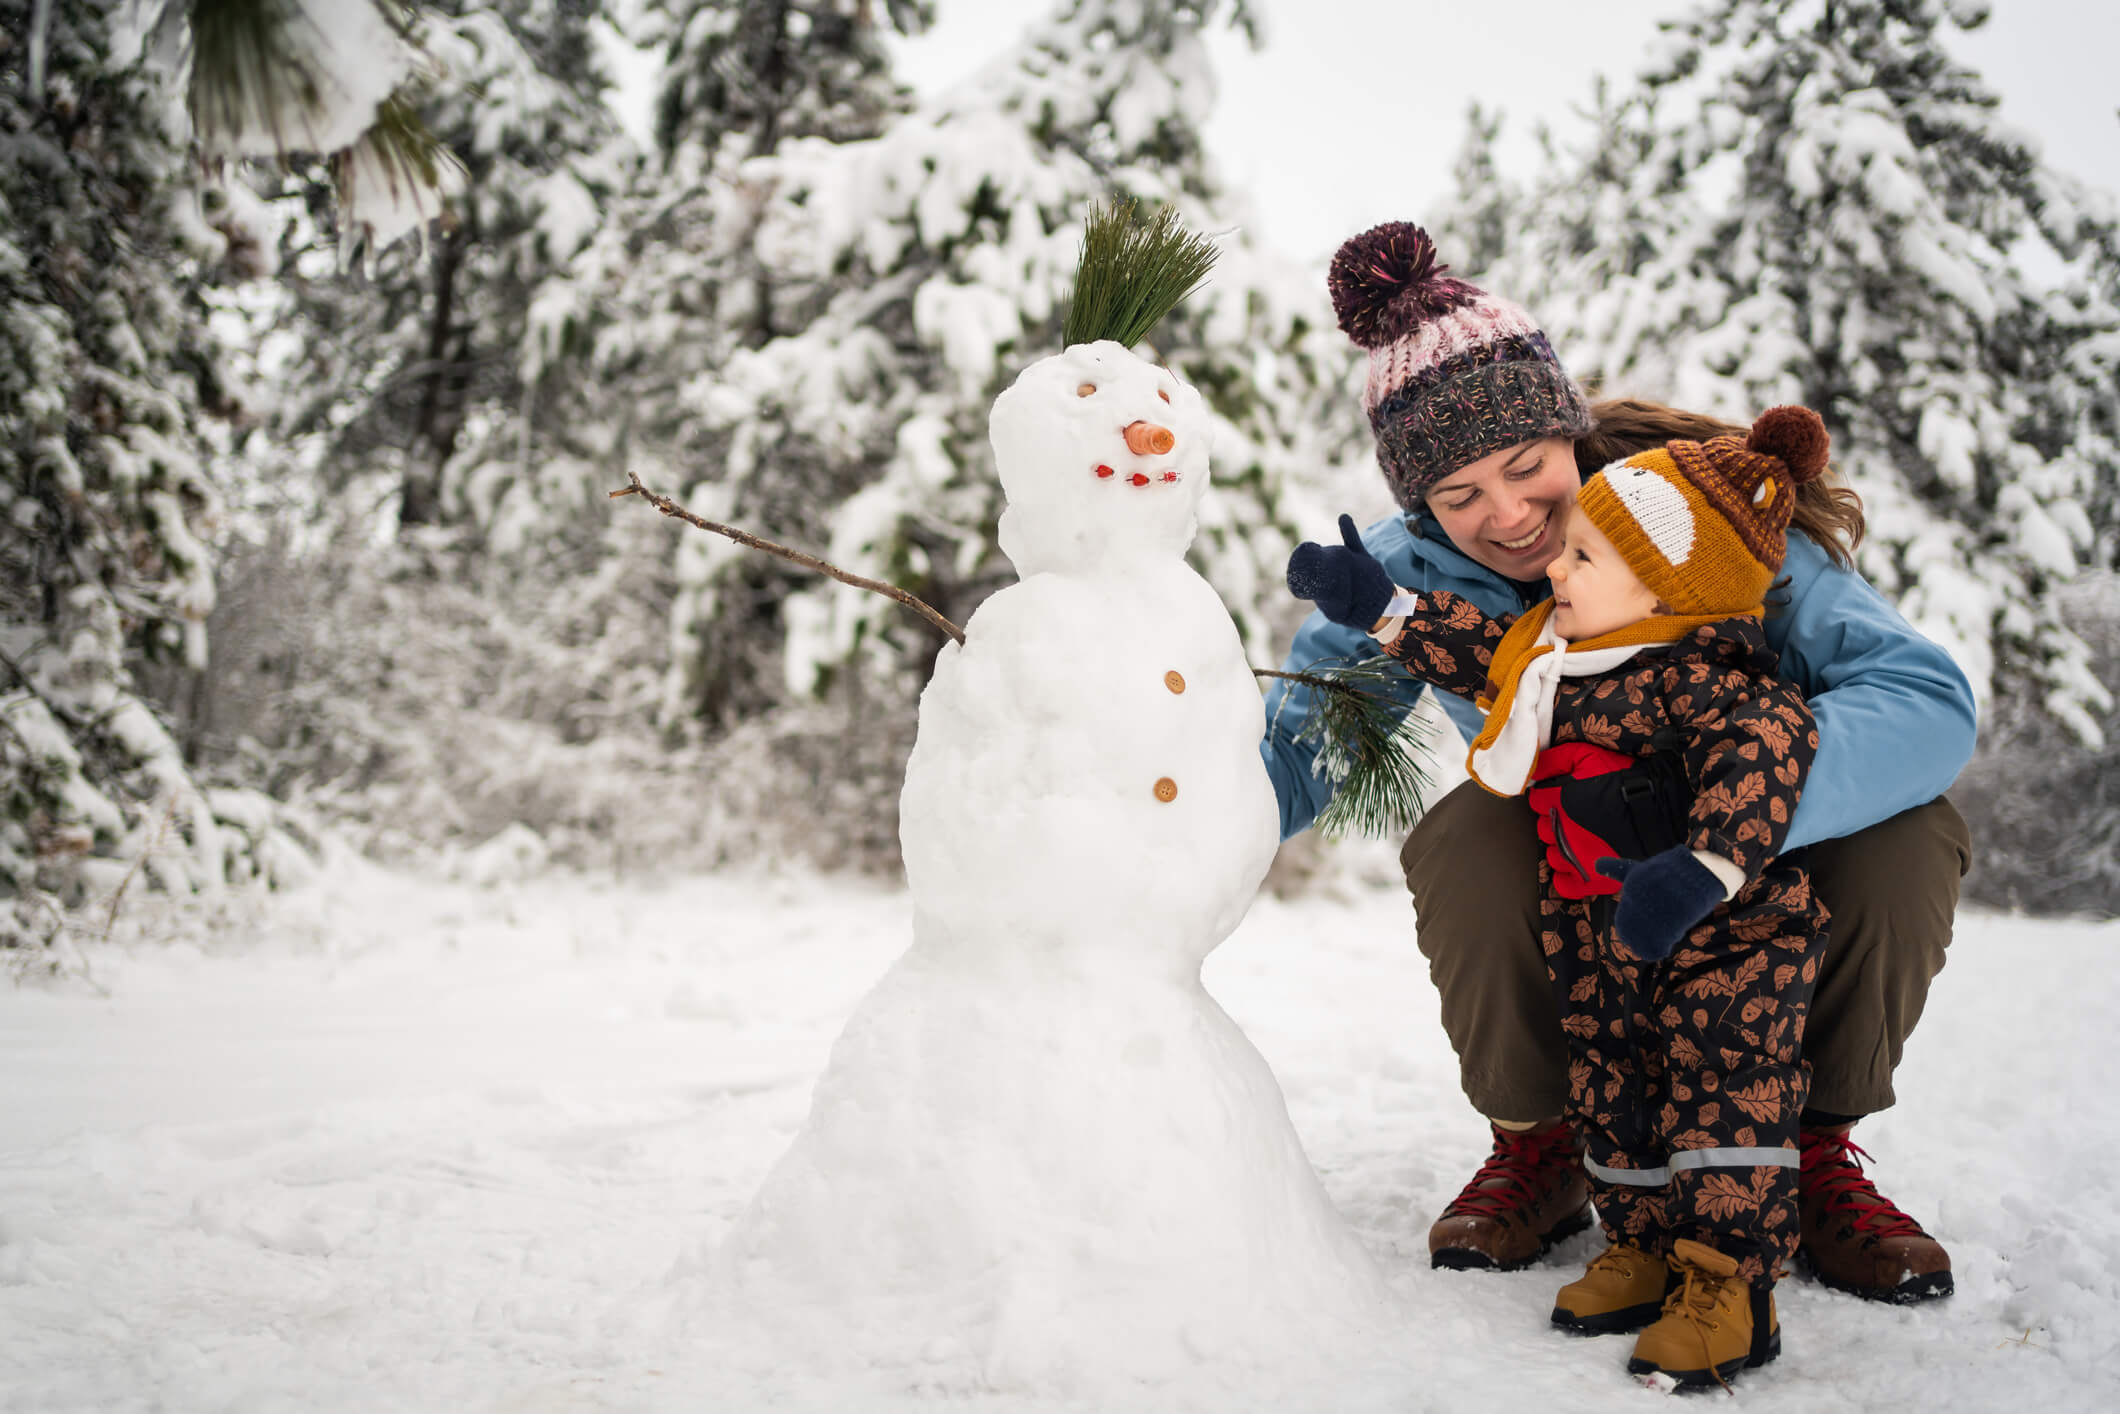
left=1587, top=1243, right=1648, bottom=1280
left=1801, top=1130, right=1926, bottom=1241
left=1661, top=1259, right=1735, bottom=1393
left=1445, top=1123, right=1576, bottom=1221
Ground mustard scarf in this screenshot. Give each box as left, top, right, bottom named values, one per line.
left=1464, top=600, right=1748, bottom=796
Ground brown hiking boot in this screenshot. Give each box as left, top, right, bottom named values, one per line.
left=1429, top=1120, right=1591, bottom=1271
left=1627, top=1239, right=1780, bottom=1390
left=1799, top=1127, right=1953, bottom=1303
left=1553, top=1243, right=1670, bottom=1335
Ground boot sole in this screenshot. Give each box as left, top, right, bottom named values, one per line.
left=1627, top=1326, right=1781, bottom=1388
left=1798, top=1249, right=1955, bottom=1305
left=1551, top=1297, right=1664, bottom=1337
left=1432, top=1206, right=1594, bottom=1272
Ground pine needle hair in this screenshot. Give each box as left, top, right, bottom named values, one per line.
left=1063, top=200, right=1219, bottom=349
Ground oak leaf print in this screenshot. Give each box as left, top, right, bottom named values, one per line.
left=1753, top=716, right=1792, bottom=755
left=1694, top=1172, right=1768, bottom=1222
left=1729, top=1077, right=1784, bottom=1123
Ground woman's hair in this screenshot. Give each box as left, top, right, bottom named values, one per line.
left=1573, top=397, right=1866, bottom=569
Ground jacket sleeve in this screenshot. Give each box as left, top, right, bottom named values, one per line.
left=1768, top=537, right=1979, bottom=850
left=1376, top=590, right=1514, bottom=704
left=1260, top=606, right=1430, bottom=842
left=1662, top=659, right=1820, bottom=881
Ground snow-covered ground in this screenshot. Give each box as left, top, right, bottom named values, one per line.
left=2, top=858, right=2116, bottom=1412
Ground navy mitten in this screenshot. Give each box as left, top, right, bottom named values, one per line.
left=1287, top=514, right=1395, bottom=631
left=1596, top=847, right=1727, bottom=960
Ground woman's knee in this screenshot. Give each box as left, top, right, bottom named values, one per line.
left=1806, top=796, right=1969, bottom=963
left=1401, top=782, right=1542, bottom=919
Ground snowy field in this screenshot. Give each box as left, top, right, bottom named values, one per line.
left=2, top=857, right=2117, bottom=1413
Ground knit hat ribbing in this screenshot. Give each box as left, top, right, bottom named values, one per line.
left=1574, top=406, right=1832, bottom=618
left=1328, top=222, right=1592, bottom=510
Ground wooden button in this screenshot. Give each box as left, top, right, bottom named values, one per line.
left=1164, top=670, right=1186, bottom=694
left=1153, top=777, right=1178, bottom=803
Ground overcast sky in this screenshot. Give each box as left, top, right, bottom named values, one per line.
left=882, top=0, right=2120, bottom=268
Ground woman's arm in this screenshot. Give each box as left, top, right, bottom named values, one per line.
left=1766, top=537, right=1979, bottom=850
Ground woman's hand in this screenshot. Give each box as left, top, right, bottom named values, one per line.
left=1287, top=514, right=1396, bottom=632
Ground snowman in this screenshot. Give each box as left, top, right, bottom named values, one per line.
left=716, top=242, right=1388, bottom=1388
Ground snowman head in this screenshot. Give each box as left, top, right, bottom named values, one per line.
left=989, top=340, right=1212, bottom=577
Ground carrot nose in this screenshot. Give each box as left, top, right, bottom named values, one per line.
left=1124, top=421, right=1175, bottom=456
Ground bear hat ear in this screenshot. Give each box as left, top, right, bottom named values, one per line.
left=1747, top=405, right=1831, bottom=484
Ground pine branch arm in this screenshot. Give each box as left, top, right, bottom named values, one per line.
left=610, top=472, right=966, bottom=645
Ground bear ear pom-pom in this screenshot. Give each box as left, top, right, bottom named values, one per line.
left=1747, top=405, right=1831, bottom=484
left=1326, top=222, right=1479, bottom=350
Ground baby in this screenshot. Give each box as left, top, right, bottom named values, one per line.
left=1289, top=407, right=1832, bottom=1389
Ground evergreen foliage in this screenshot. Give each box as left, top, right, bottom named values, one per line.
left=253, top=0, right=630, bottom=538
left=644, top=0, right=932, bottom=170
left=1, top=0, right=247, bottom=924
left=1279, top=659, right=1435, bottom=841
left=1451, top=0, right=2120, bottom=742
left=1063, top=201, right=1220, bottom=349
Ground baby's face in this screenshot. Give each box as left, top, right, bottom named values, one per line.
left=1545, top=503, right=1662, bottom=641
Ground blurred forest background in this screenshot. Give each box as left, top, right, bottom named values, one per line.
left=3, top=0, right=2117, bottom=959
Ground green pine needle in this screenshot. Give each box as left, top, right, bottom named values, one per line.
left=334, top=87, right=459, bottom=205
left=1278, top=657, right=1437, bottom=840
left=1063, top=200, right=1219, bottom=348
left=187, top=0, right=326, bottom=153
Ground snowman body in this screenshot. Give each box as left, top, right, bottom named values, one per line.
left=722, top=343, right=1385, bottom=1384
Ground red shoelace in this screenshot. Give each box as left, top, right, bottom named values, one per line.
left=1800, top=1129, right=1927, bottom=1240
left=1445, top=1123, right=1578, bottom=1220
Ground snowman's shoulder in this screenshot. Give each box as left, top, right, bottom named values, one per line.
left=961, top=576, right=1077, bottom=640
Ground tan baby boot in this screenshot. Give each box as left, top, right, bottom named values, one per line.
left=1552, top=1242, right=1670, bottom=1335
left=1626, top=1239, right=1780, bottom=1389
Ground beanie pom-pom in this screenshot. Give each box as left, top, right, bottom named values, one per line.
left=1328, top=222, right=1480, bottom=349
left=1748, top=405, right=1831, bottom=484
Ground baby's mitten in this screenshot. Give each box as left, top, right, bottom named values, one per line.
left=1287, top=514, right=1395, bottom=631
left=1596, top=847, right=1727, bottom=961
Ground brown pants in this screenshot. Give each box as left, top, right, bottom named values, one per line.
left=1400, top=782, right=1970, bottom=1123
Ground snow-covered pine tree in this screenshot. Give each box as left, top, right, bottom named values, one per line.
left=648, top=0, right=931, bottom=171
left=1484, top=0, right=2120, bottom=739
left=632, top=0, right=1366, bottom=775
left=157, top=1, right=703, bottom=874
left=594, top=0, right=933, bottom=731
left=254, top=0, right=629, bottom=541
left=1, top=0, right=232, bottom=923
left=0, top=1, right=480, bottom=940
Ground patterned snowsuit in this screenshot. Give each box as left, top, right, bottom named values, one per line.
left=1381, top=591, right=1828, bottom=1290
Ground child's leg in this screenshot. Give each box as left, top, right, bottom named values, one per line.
left=1547, top=893, right=1669, bottom=1251
left=1651, top=864, right=1830, bottom=1287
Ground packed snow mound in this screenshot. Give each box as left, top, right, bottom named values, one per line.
left=710, top=344, right=1388, bottom=1386
left=721, top=943, right=1389, bottom=1386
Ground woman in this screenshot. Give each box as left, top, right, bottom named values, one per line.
left=1260, top=223, right=1973, bottom=1303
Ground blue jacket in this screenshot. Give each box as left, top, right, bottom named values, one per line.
left=1261, top=508, right=1978, bottom=846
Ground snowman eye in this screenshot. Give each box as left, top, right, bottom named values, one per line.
left=1076, top=383, right=1097, bottom=397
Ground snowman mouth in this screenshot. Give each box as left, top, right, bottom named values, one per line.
left=1093, top=465, right=1181, bottom=487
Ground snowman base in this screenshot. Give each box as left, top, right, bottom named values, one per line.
left=714, top=941, right=1391, bottom=1388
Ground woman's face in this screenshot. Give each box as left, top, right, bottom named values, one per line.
left=1422, top=436, right=1581, bottom=581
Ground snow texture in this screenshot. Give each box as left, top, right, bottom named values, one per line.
left=717, top=345, right=1387, bottom=1384
left=1, top=861, right=2115, bottom=1411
